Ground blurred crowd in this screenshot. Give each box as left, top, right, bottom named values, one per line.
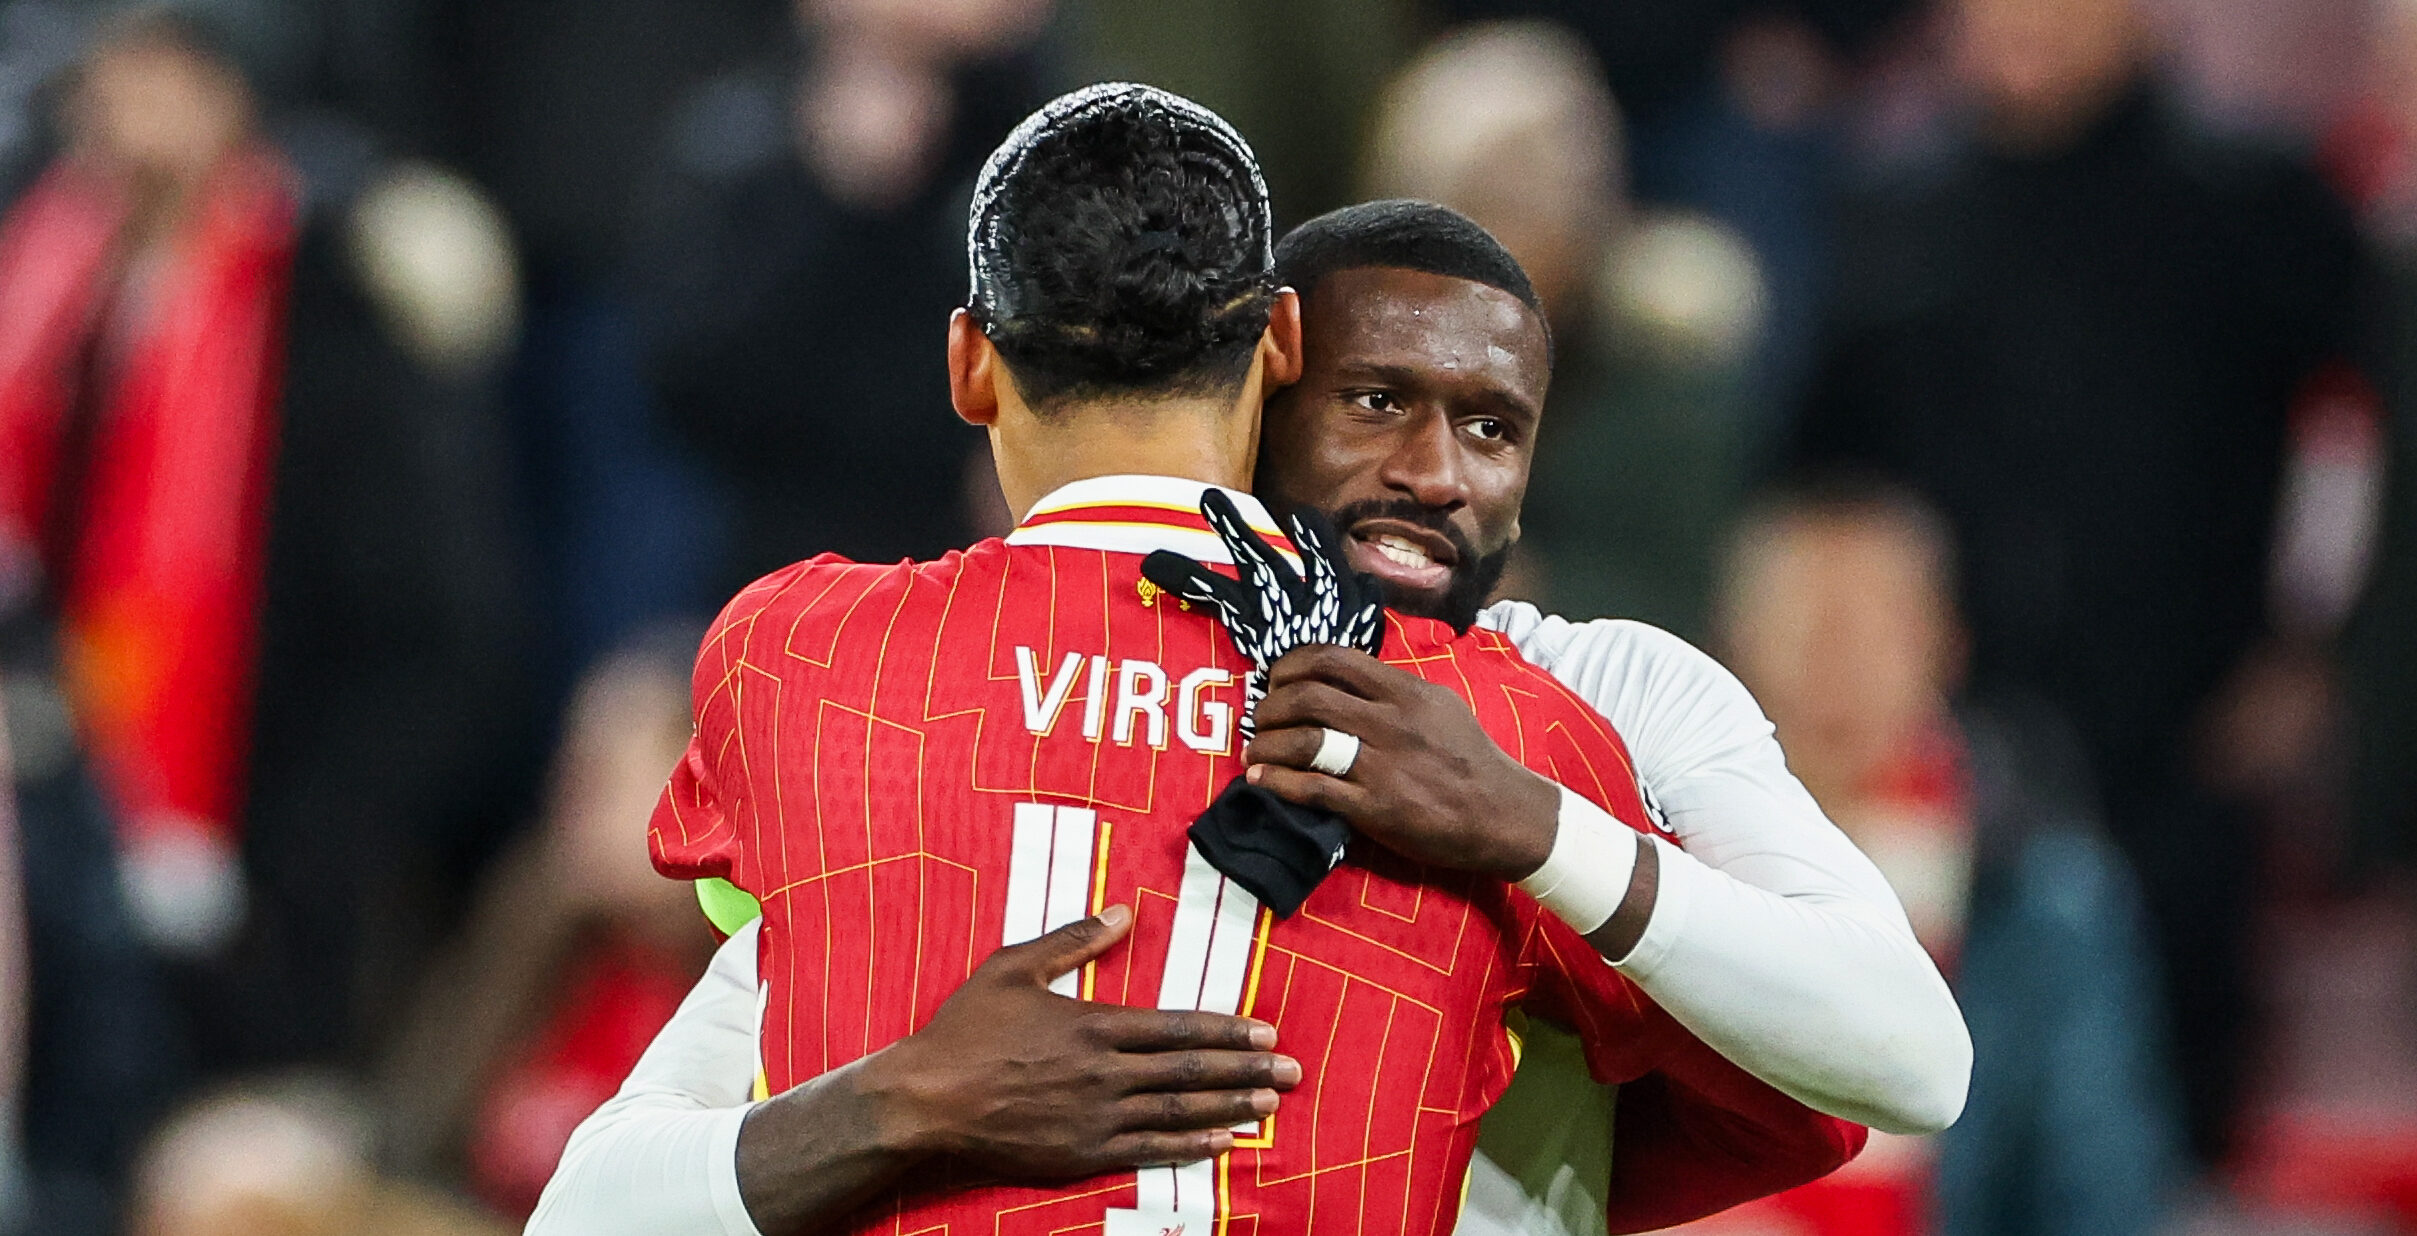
left=0, top=0, right=2412, bottom=1233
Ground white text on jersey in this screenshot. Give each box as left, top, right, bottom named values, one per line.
left=1015, top=647, right=1234, bottom=755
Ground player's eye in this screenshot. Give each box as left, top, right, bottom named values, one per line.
left=1464, top=417, right=1511, bottom=443
left=1347, top=390, right=1402, bottom=415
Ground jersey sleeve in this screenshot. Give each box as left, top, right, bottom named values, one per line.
left=525, top=923, right=766, bottom=1236
left=1597, top=1051, right=1869, bottom=1233
left=650, top=640, right=740, bottom=886
left=652, top=739, right=732, bottom=884
left=650, top=561, right=822, bottom=891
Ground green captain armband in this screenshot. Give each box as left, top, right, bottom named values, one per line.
left=696, top=877, right=762, bottom=936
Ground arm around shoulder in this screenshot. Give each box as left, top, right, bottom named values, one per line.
left=1492, top=608, right=1973, bottom=1135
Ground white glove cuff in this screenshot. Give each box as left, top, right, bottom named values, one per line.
left=1515, top=786, right=1640, bottom=935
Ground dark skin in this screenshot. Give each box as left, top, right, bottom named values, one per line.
left=1251, top=266, right=1657, bottom=959
left=1224, top=270, right=1851, bottom=1231
left=732, top=269, right=1651, bottom=1234
left=1255, top=268, right=1539, bottom=612
left=737, top=905, right=1300, bottom=1232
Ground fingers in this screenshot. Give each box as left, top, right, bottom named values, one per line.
left=1202, top=492, right=1301, bottom=593
left=1117, top=1087, right=1281, bottom=1134
left=1337, top=603, right=1387, bottom=656
left=1141, top=550, right=1247, bottom=614
left=1120, top=1049, right=1303, bottom=1094
left=1098, top=1128, right=1235, bottom=1168
left=1244, top=763, right=1366, bottom=817
left=1251, top=679, right=1386, bottom=736
left=986, top=904, right=1133, bottom=985
left=1099, top=1007, right=1278, bottom=1052
left=1295, top=524, right=1345, bottom=595
left=1266, top=644, right=1406, bottom=698
left=1285, top=508, right=1358, bottom=579
left=1242, top=725, right=1324, bottom=771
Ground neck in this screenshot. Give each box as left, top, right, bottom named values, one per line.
left=993, top=383, right=1265, bottom=521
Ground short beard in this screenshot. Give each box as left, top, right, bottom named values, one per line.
left=1319, top=498, right=1512, bottom=634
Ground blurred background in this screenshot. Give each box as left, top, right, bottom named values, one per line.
left=0, top=0, right=2410, bottom=1232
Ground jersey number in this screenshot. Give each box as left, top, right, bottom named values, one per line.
left=1005, top=803, right=1267, bottom=1233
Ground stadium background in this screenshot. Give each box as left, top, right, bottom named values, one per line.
left=0, top=0, right=2413, bottom=1231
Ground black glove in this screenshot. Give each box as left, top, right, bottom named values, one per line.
left=1186, top=775, right=1352, bottom=919
left=1142, top=491, right=1385, bottom=916
left=1141, top=490, right=1385, bottom=731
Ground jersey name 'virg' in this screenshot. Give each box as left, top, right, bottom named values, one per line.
left=1015, top=646, right=1238, bottom=753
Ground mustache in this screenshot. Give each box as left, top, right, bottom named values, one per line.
left=1322, top=498, right=1478, bottom=564
left=1317, top=497, right=1509, bottom=634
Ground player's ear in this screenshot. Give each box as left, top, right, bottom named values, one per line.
left=1258, top=288, right=1302, bottom=389
left=949, top=308, right=1002, bottom=428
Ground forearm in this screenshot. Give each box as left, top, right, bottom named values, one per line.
left=525, top=1088, right=762, bottom=1236
left=528, top=906, right=1292, bottom=1236
left=1246, top=635, right=1948, bottom=1131
left=1526, top=789, right=1969, bottom=1135
left=729, top=1054, right=931, bottom=1236
left=523, top=1043, right=931, bottom=1236
left=1615, top=829, right=1968, bottom=1134
left=526, top=921, right=780, bottom=1236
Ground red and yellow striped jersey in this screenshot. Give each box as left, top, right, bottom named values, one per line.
left=651, top=475, right=1844, bottom=1236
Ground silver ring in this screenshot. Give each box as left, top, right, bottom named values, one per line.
left=1309, top=727, right=1361, bottom=778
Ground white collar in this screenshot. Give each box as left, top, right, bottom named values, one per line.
left=1004, top=474, right=1296, bottom=567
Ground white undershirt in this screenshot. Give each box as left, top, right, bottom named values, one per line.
left=525, top=601, right=1971, bottom=1236
left=522, top=918, right=763, bottom=1236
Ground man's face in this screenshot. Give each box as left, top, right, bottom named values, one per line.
left=1256, top=267, right=1550, bottom=630
left=1720, top=511, right=1960, bottom=797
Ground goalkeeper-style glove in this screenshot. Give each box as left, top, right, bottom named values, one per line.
left=1142, top=490, right=1385, bottom=916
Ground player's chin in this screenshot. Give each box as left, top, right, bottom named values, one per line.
left=1370, top=576, right=1458, bottom=624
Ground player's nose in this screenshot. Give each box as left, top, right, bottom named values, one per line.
left=1376, top=410, right=1470, bottom=512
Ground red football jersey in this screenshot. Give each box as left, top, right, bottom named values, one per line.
left=652, top=476, right=1844, bottom=1236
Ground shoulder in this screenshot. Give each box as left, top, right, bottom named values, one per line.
left=1962, top=706, right=2142, bottom=943
left=1392, top=609, right=1585, bottom=700
left=1389, top=610, right=1626, bottom=737
left=698, top=550, right=976, bottom=663
left=662, top=66, right=795, bottom=186
left=707, top=553, right=874, bottom=631
left=2153, top=104, right=2358, bottom=261
left=1964, top=825, right=2152, bottom=1000
left=1477, top=603, right=1771, bottom=767
left=2008, top=829, right=2137, bottom=929
left=1821, top=135, right=1992, bottom=325
left=1477, top=600, right=1690, bottom=675
left=1398, top=612, right=1654, bottom=823
left=2161, top=103, right=2328, bottom=198
left=1475, top=607, right=1811, bottom=812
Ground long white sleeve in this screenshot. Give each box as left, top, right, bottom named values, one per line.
left=524, top=921, right=767, bottom=1236
left=1481, top=601, right=1971, bottom=1135
left=526, top=604, right=1971, bottom=1235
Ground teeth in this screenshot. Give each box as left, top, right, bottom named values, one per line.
left=1372, top=536, right=1433, bottom=569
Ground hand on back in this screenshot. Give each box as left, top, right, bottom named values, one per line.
left=868, top=905, right=1301, bottom=1176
